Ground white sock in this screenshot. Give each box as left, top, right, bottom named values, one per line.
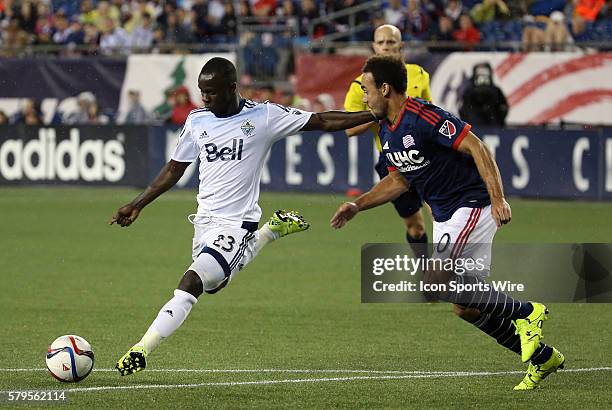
left=136, top=289, right=197, bottom=355
left=254, top=224, right=278, bottom=253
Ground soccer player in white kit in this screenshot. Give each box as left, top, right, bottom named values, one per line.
left=110, top=57, right=379, bottom=375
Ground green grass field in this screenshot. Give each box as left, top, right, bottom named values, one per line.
left=1, top=187, right=611, bottom=409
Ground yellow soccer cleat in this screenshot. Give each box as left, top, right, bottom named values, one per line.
left=266, top=210, right=310, bottom=238
left=115, top=345, right=147, bottom=376
left=514, top=347, right=565, bottom=390
left=514, top=302, right=549, bottom=362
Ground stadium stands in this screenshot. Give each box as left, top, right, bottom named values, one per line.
left=1, top=0, right=611, bottom=55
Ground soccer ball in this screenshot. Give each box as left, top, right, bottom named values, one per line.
left=45, top=335, right=94, bottom=382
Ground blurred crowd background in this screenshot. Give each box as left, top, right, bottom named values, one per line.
left=2, top=0, right=611, bottom=55
left=1, top=0, right=612, bottom=126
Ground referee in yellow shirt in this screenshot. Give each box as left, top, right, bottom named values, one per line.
left=344, top=24, right=432, bottom=258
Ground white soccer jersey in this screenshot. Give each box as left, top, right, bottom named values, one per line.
left=171, top=99, right=312, bottom=224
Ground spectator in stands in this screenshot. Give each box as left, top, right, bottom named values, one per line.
left=52, top=1, right=80, bottom=18
left=14, top=0, right=39, bottom=35
left=453, top=13, right=481, bottom=48
left=78, top=0, right=96, bottom=25
left=170, top=86, right=197, bottom=126
left=155, top=10, right=193, bottom=46
left=65, top=17, right=85, bottom=47
left=99, top=17, right=129, bottom=55
left=122, top=90, right=150, bottom=124
left=471, top=0, right=511, bottom=24
left=574, top=0, right=605, bottom=21
left=384, top=0, right=406, bottom=30
left=52, top=12, right=72, bottom=45
left=91, top=1, right=120, bottom=31
left=32, top=2, right=54, bottom=45
left=252, top=0, right=278, bottom=17
left=123, top=0, right=156, bottom=33
left=237, top=0, right=255, bottom=23
left=430, top=14, right=456, bottom=50
left=571, top=0, right=605, bottom=39
left=405, top=0, right=430, bottom=40
left=445, top=0, right=466, bottom=25
left=86, top=101, right=110, bottom=124
left=0, top=110, right=8, bottom=125
left=545, top=10, right=572, bottom=51
left=82, top=22, right=100, bottom=53
left=1, top=19, right=29, bottom=56
left=64, top=91, right=97, bottom=124
left=130, top=12, right=154, bottom=50
left=219, top=1, right=238, bottom=38
left=12, top=99, right=43, bottom=125
left=191, top=0, right=215, bottom=41
left=522, top=12, right=560, bottom=51
left=208, top=0, right=226, bottom=31
left=459, top=62, right=508, bottom=126
left=299, top=0, right=324, bottom=38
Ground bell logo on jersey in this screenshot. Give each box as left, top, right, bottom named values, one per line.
left=204, top=138, right=244, bottom=162
left=439, top=120, right=456, bottom=139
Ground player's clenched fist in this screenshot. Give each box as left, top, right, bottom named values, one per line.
left=109, top=204, right=141, bottom=227
left=491, top=198, right=511, bottom=227
left=330, top=202, right=359, bottom=229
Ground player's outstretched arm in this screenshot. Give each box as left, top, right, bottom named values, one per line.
left=109, top=160, right=191, bottom=227
left=456, top=131, right=511, bottom=227
left=302, top=111, right=378, bottom=132
left=330, top=171, right=409, bottom=229
left=346, top=122, right=376, bottom=137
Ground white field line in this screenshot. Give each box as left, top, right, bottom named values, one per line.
left=0, top=367, right=610, bottom=393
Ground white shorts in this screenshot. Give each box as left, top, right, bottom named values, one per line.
left=189, top=220, right=259, bottom=294
left=432, top=205, right=497, bottom=278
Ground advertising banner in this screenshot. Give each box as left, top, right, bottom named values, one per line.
left=2, top=125, right=611, bottom=200
left=0, top=125, right=149, bottom=186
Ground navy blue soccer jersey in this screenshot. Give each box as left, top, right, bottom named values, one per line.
left=379, top=97, right=490, bottom=222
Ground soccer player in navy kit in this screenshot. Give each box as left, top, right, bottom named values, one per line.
left=331, top=55, right=565, bottom=390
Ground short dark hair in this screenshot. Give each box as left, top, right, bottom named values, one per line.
left=200, top=57, right=237, bottom=83
left=362, top=55, right=407, bottom=94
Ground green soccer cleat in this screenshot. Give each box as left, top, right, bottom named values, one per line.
left=514, top=347, right=565, bottom=390
left=115, top=345, right=147, bottom=376
left=266, top=210, right=310, bottom=238
left=514, top=302, right=549, bottom=362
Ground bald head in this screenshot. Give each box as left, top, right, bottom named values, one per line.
left=200, top=57, right=237, bottom=84
left=372, top=25, right=403, bottom=58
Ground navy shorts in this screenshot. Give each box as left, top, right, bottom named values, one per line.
left=374, top=152, right=423, bottom=218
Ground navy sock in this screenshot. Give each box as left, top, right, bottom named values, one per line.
left=514, top=302, right=534, bottom=319
left=406, top=232, right=429, bottom=259
left=530, top=344, right=553, bottom=365
left=472, top=313, right=521, bottom=355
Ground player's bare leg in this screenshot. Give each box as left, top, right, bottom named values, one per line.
left=116, top=210, right=309, bottom=376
